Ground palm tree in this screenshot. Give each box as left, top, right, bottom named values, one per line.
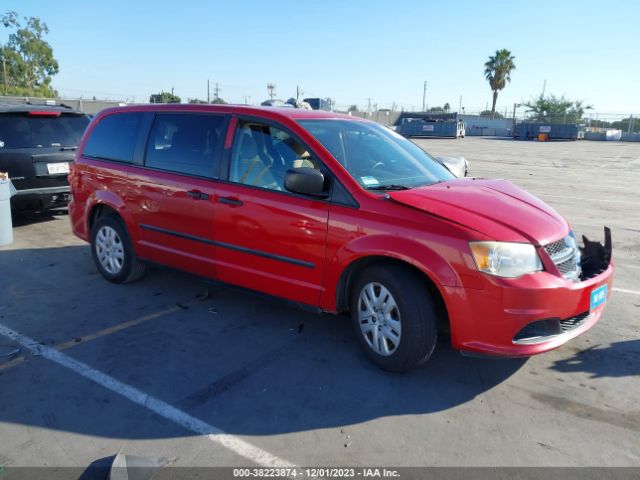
left=484, top=49, right=516, bottom=114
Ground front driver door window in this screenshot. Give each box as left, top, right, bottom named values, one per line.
left=229, top=123, right=321, bottom=191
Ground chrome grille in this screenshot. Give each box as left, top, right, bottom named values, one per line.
left=557, top=257, right=577, bottom=274
left=544, top=235, right=581, bottom=281
left=544, top=239, right=567, bottom=257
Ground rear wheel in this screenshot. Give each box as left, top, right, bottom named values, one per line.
left=350, top=264, right=438, bottom=372
left=90, top=215, right=146, bottom=283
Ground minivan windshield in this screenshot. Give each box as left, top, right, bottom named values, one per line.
left=298, top=119, right=454, bottom=189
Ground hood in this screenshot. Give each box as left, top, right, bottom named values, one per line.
left=388, top=178, right=568, bottom=245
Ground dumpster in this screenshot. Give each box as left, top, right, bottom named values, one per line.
left=0, top=176, right=16, bottom=246
left=398, top=119, right=460, bottom=138
left=514, top=122, right=584, bottom=140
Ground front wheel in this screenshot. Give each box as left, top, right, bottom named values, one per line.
left=90, top=215, right=146, bottom=283
left=350, top=264, right=438, bottom=372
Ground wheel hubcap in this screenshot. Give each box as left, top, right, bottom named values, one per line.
left=358, top=282, right=401, bottom=356
left=95, top=226, right=124, bottom=275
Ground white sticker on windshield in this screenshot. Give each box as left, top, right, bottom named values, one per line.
left=361, top=176, right=379, bottom=186
left=0, top=141, right=4, bottom=148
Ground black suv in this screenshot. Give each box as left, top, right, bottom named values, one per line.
left=0, top=101, right=90, bottom=211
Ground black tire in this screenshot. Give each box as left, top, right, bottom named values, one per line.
left=349, top=264, right=438, bottom=372
left=90, top=214, right=146, bottom=284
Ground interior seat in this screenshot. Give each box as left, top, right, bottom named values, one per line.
left=233, top=131, right=280, bottom=189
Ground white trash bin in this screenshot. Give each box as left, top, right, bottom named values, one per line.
left=0, top=179, right=16, bottom=246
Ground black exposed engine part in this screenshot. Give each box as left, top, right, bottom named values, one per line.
left=580, top=226, right=612, bottom=280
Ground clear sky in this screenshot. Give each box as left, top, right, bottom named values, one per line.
left=2, top=0, right=639, bottom=115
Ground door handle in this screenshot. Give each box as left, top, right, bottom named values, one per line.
left=187, top=190, right=209, bottom=200
left=218, top=196, right=243, bottom=206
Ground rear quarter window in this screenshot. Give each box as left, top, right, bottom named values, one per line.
left=83, top=112, right=147, bottom=163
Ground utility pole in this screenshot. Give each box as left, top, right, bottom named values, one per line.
left=629, top=115, right=634, bottom=134
left=422, top=81, right=427, bottom=112
left=2, top=43, right=7, bottom=95
left=459, top=95, right=462, bottom=113
left=213, top=82, right=221, bottom=101
left=512, top=103, right=520, bottom=122
left=207, top=79, right=210, bottom=103
left=267, top=83, right=276, bottom=100
left=296, top=85, right=300, bottom=101
left=242, top=95, right=250, bottom=105
left=541, top=79, right=547, bottom=97
left=367, top=98, right=372, bottom=115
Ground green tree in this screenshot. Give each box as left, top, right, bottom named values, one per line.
left=150, top=91, right=181, bottom=103
left=210, top=97, right=227, bottom=104
left=347, top=104, right=359, bottom=112
left=480, top=109, right=504, bottom=118
left=443, top=102, right=450, bottom=112
left=524, top=94, right=592, bottom=123
left=610, top=117, right=639, bottom=133
left=188, top=98, right=208, bottom=104
left=586, top=116, right=640, bottom=133
left=484, top=49, right=516, bottom=114
left=1, top=11, right=59, bottom=97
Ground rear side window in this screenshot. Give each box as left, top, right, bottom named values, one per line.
left=145, top=114, right=227, bottom=178
left=0, top=112, right=89, bottom=149
left=83, top=112, right=147, bottom=163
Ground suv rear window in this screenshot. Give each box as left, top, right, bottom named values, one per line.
left=0, top=112, right=89, bottom=149
left=83, top=112, right=147, bottom=163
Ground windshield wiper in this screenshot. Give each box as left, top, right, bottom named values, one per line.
left=366, top=184, right=412, bottom=191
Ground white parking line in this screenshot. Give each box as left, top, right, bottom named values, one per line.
left=613, top=287, right=640, bottom=296
left=0, top=322, right=295, bottom=468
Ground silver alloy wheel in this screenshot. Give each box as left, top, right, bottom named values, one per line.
left=357, top=282, right=402, bottom=356
left=95, top=225, right=125, bottom=275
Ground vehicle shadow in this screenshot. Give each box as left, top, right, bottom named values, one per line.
left=11, top=207, right=68, bottom=227
left=550, top=339, right=640, bottom=378
left=0, top=244, right=528, bottom=440
left=477, top=136, right=515, bottom=141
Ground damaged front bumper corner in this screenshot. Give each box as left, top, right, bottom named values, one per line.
left=579, top=226, right=612, bottom=280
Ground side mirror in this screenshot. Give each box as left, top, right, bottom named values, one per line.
left=284, top=167, right=327, bottom=197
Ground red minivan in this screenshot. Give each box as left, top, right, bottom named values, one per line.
left=69, top=105, right=613, bottom=371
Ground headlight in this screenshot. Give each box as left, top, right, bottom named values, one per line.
left=469, top=241, right=543, bottom=278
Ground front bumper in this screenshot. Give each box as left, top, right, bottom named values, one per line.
left=445, top=260, right=613, bottom=357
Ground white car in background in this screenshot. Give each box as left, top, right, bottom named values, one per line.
left=435, top=155, right=468, bottom=178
